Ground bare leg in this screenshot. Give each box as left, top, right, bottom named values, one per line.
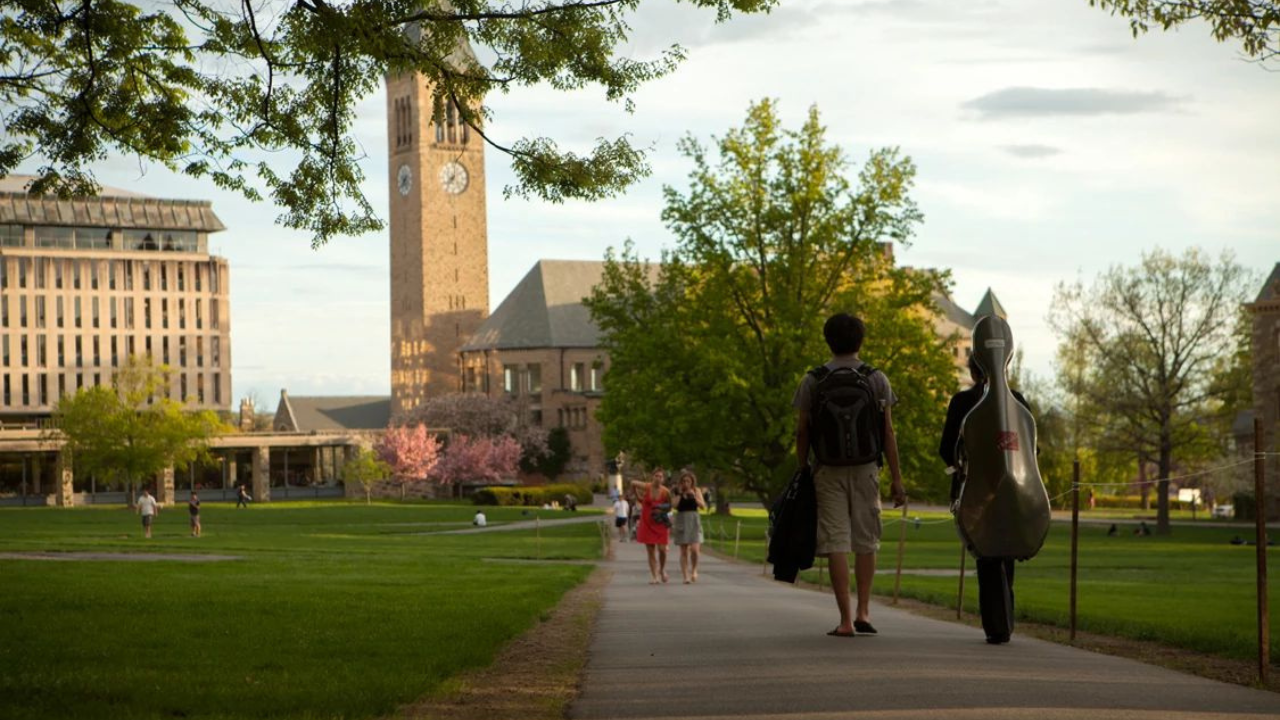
left=645, top=544, right=660, bottom=583
left=827, top=552, right=853, bottom=633
left=680, top=545, right=690, bottom=583
left=690, top=544, right=700, bottom=581
left=658, top=546, right=669, bottom=583
left=854, top=552, right=876, bottom=623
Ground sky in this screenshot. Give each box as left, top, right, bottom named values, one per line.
left=18, top=0, right=1279, bottom=403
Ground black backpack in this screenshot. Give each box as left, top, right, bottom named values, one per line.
left=808, top=364, right=883, bottom=466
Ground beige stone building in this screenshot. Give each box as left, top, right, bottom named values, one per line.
left=0, top=176, right=231, bottom=421
left=459, top=261, right=612, bottom=476
left=1244, top=263, right=1280, bottom=516
left=386, top=51, right=489, bottom=417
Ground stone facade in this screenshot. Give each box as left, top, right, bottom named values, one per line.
left=1247, top=263, right=1280, bottom=516
left=460, top=346, right=609, bottom=477
left=386, top=71, right=489, bottom=417
left=0, top=177, right=232, bottom=419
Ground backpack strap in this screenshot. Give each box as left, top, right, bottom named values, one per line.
left=807, top=366, right=831, bottom=381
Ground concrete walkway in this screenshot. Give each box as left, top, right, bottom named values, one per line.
left=570, top=540, right=1280, bottom=720
left=431, top=513, right=604, bottom=535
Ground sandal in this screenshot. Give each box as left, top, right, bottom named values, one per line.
left=826, top=628, right=855, bottom=638
left=853, top=620, right=878, bottom=635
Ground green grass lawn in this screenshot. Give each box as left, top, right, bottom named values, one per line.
left=0, top=502, right=603, bottom=720
left=702, top=510, right=1280, bottom=662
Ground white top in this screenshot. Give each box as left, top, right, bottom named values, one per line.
left=137, top=495, right=159, bottom=516
left=473, top=512, right=487, bottom=527
left=614, top=499, right=629, bottom=519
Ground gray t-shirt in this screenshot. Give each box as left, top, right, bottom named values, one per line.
left=792, top=356, right=897, bottom=418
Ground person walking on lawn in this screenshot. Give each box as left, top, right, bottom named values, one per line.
left=794, top=313, right=906, bottom=637
left=631, top=468, right=673, bottom=584
left=188, top=491, right=202, bottom=538
left=137, top=488, right=160, bottom=539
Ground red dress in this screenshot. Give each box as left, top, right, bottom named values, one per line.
left=637, top=485, right=671, bottom=546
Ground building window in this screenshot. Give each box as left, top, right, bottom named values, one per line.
left=73, top=297, right=81, bottom=328
left=90, top=260, right=99, bottom=289
left=21, top=375, right=28, bottom=405
left=196, top=337, right=204, bottom=367
left=0, top=296, right=6, bottom=327
left=178, top=336, right=186, bottom=365
left=160, top=263, right=167, bottom=291
left=17, top=258, right=25, bottom=288
left=197, top=373, right=204, bottom=403
left=92, top=336, right=100, bottom=366
left=178, top=298, right=186, bottom=329
left=19, top=295, right=27, bottom=327
left=34, top=258, right=45, bottom=289
left=34, top=296, right=44, bottom=328
left=57, top=374, right=65, bottom=399
left=56, top=336, right=64, bottom=366
left=0, top=258, right=7, bottom=288
left=19, top=335, right=27, bottom=366
left=124, top=298, right=134, bottom=329
left=162, top=336, right=169, bottom=365
left=213, top=373, right=221, bottom=404
left=525, top=364, right=542, bottom=394
left=110, top=336, right=118, bottom=367
left=0, top=224, right=22, bottom=247
left=34, top=226, right=73, bottom=248
left=210, top=300, right=220, bottom=329
left=570, top=362, right=585, bottom=392
left=177, top=264, right=185, bottom=291
left=110, top=298, right=117, bottom=328
left=591, top=365, right=603, bottom=392
left=1, top=335, right=7, bottom=365
left=38, top=374, right=47, bottom=405
left=74, top=336, right=82, bottom=366
left=108, top=259, right=117, bottom=290
left=211, top=337, right=220, bottom=367
left=36, top=334, right=45, bottom=366
left=72, top=262, right=80, bottom=289
left=503, top=365, right=517, bottom=394
left=91, top=297, right=99, bottom=328
left=123, top=261, right=133, bottom=290
left=142, top=263, right=151, bottom=290
left=144, top=298, right=151, bottom=329
left=55, top=296, right=63, bottom=328
left=434, top=95, right=445, bottom=143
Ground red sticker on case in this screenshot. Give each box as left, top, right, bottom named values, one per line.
left=997, top=431, right=1020, bottom=452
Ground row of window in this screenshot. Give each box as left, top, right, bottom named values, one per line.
left=1, top=370, right=223, bottom=407
left=0, top=334, right=223, bottom=370
left=498, top=362, right=603, bottom=395
left=559, top=406, right=590, bottom=430
left=0, top=256, right=222, bottom=294
left=0, top=225, right=200, bottom=253
left=0, top=295, right=222, bottom=331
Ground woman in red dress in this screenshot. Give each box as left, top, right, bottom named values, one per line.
left=632, top=467, right=672, bottom=584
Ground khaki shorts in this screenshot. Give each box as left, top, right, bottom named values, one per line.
left=815, top=463, right=882, bottom=555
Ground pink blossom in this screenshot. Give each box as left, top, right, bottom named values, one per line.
left=432, top=435, right=522, bottom=485
left=375, top=424, right=442, bottom=484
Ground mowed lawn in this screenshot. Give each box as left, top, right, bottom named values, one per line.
left=702, top=511, right=1280, bottom=662
left=0, top=502, right=603, bottom=720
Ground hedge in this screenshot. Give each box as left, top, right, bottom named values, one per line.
left=472, top=483, right=594, bottom=507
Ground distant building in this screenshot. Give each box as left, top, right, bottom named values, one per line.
left=459, top=260, right=613, bottom=476
left=1245, top=263, right=1280, bottom=517
left=272, top=390, right=392, bottom=432
left=0, top=175, right=231, bottom=422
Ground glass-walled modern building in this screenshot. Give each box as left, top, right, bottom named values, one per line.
left=0, top=176, right=231, bottom=423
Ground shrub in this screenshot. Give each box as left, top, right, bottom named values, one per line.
left=472, top=483, right=593, bottom=507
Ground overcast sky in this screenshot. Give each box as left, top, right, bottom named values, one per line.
left=21, top=0, right=1279, bottom=403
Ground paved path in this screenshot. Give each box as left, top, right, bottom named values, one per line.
left=570, top=541, right=1280, bottom=720
left=431, top=513, right=604, bottom=535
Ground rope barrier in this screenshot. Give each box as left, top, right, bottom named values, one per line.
left=1072, top=457, right=1257, bottom=488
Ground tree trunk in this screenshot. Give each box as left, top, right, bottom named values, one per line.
left=713, top=472, right=730, bottom=516
left=1156, top=433, right=1173, bottom=535
left=1138, top=457, right=1149, bottom=511
left=365, top=487, right=371, bottom=505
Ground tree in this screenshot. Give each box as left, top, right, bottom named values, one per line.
left=1, top=0, right=773, bottom=246
left=586, top=99, right=957, bottom=505
left=433, top=434, right=522, bottom=485
left=403, top=393, right=548, bottom=466
left=1089, top=1, right=1280, bottom=62
left=1049, top=247, right=1255, bottom=533
left=374, top=423, right=442, bottom=500
left=51, top=355, right=228, bottom=501
left=521, top=425, right=572, bottom=480
left=342, top=447, right=391, bottom=504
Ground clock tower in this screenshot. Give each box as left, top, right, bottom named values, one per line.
left=386, top=67, right=489, bottom=417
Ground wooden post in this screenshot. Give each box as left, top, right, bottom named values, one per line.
left=956, top=542, right=967, bottom=619
left=1070, top=459, right=1080, bottom=642
left=536, top=514, right=542, bottom=561
left=893, top=502, right=909, bottom=605
left=734, top=520, right=742, bottom=559
left=1255, top=418, right=1270, bottom=683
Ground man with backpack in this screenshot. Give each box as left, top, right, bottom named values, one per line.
left=794, top=313, right=906, bottom=637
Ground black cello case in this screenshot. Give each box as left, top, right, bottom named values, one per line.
left=955, top=315, right=1050, bottom=560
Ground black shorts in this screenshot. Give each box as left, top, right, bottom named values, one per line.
left=141, top=515, right=153, bottom=528
left=615, top=517, right=627, bottom=528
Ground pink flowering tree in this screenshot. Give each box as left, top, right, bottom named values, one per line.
left=432, top=435, right=523, bottom=486
left=374, top=424, right=442, bottom=499
left=400, top=394, right=549, bottom=465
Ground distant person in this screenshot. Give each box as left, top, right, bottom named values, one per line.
left=795, top=313, right=905, bottom=637
left=1107, top=524, right=1118, bottom=537
left=235, top=484, right=251, bottom=508
left=627, top=491, right=641, bottom=541
left=473, top=510, right=487, bottom=527
left=564, top=493, right=578, bottom=512
left=137, top=489, right=160, bottom=539
left=1136, top=521, right=1151, bottom=536
left=672, top=469, right=707, bottom=583
left=613, top=495, right=630, bottom=542
left=940, top=354, right=1032, bottom=645
left=188, top=491, right=202, bottom=538
left=631, top=468, right=672, bottom=584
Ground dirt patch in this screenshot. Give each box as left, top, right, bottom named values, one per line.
left=0, top=551, right=241, bottom=563
left=390, top=565, right=610, bottom=720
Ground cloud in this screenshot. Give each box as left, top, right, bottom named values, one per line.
left=999, top=143, right=1062, bottom=158
left=963, top=87, right=1187, bottom=119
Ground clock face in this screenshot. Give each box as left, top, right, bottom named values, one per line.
left=439, top=161, right=469, bottom=195
left=397, top=164, right=412, bottom=196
